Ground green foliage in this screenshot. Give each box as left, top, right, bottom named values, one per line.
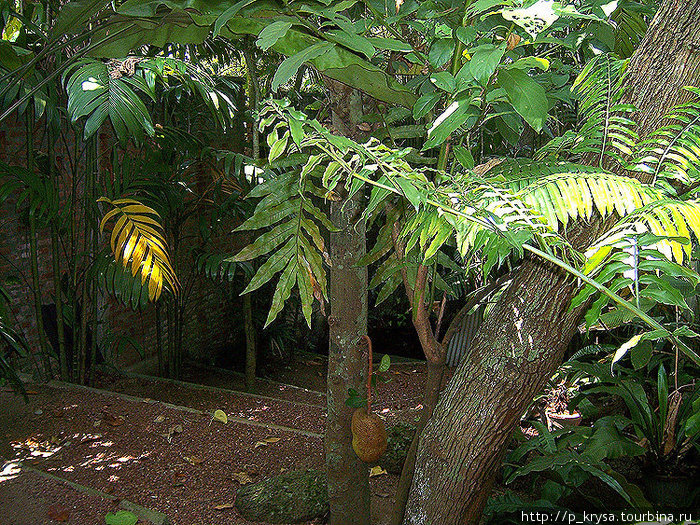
left=505, top=420, right=650, bottom=509
left=570, top=360, right=700, bottom=473
left=63, top=57, right=238, bottom=145
left=537, top=54, right=636, bottom=166
left=0, top=284, right=28, bottom=400
left=632, top=87, right=700, bottom=186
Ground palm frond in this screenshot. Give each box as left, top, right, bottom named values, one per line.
left=98, top=197, right=179, bottom=302
left=90, top=250, right=152, bottom=310
left=0, top=162, right=59, bottom=223
left=195, top=250, right=253, bottom=282
left=520, top=172, right=663, bottom=231
left=631, top=87, right=700, bottom=186
left=536, top=54, right=636, bottom=167
left=64, top=58, right=156, bottom=144
left=589, top=200, right=700, bottom=265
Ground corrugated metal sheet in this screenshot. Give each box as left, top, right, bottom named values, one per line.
left=446, top=307, right=484, bottom=367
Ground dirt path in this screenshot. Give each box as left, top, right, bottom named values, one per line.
left=0, top=375, right=403, bottom=524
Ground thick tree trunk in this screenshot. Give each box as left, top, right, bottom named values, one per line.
left=404, top=1, right=700, bottom=523
left=325, top=79, right=371, bottom=525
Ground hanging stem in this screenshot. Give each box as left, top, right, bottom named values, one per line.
left=362, top=335, right=373, bottom=414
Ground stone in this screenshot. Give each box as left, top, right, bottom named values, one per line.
left=235, top=469, right=328, bottom=523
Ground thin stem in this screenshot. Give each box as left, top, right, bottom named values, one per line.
left=362, top=335, right=373, bottom=413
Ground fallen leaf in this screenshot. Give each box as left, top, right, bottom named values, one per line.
left=357, top=122, right=371, bottom=132
left=231, top=471, right=253, bottom=485
left=154, top=414, right=165, bottom=424
left=172, top=424, right=183, bottom=434
left=369, top=466, right=387, bottom=477
left=105, top=510, right=138, bottom=525
left=102, top=412, right=124, bottom=427
left=183, top=456, right=203, bottom=466
left=254, top=436, right=281, bottom=448
left=47, top=504, right=70, bottom=522
left=374, top=491, right=391, bottom=498
left=79, top=434, right=102, bottom=445
left=212, top=410, right=228, bottom=424
left=93, top=420, right=101, bottom=428
left=214, top=503, right=236, bottom=510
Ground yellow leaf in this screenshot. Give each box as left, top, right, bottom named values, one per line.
left=369, top=466, right=387, bottom=477
left=231, top=471, right=253, bottom=484
left=212, top=409, right=228, bottom=424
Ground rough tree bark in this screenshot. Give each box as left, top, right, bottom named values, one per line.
left=325, top=78, right=371, bottom=525
left=404, top=1, right=700, bottom=523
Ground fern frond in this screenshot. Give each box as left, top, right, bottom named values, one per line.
left=98, top=197, right=179, bottom=302
left=631, top=87, right=700, bottom=186
left=520, top=172, right=663, bottom=231
left=230, top=159, right=333, bottom=328
left=588, top=200, right=700, bottom=264
left=536, top=55, right=636, bottom=166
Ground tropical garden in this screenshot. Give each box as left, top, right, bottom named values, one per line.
left=0, top=0, right=698, bottom=523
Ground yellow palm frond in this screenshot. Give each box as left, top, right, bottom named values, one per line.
left=98, top=197, right=179, bottom=301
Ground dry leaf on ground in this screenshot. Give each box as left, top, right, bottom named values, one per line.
left=369, top=466, right=387, bottom=477
left=212, top=410, right=228, bottom=424
left=183, top=456, right=203, bottom=465
left=47, top=504, right=70, bottom=522
left=231, top=471, right=253, bottom=484
left=254, top=436, right=281, bottom=449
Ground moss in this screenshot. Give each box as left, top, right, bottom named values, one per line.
left=235, top=470, right=328, bottom=523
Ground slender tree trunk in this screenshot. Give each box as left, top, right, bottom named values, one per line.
left=390, top=361, right=444, bottom=525
left=325, top=79, right=371, bottom=525
left=50, top=224, right=68, bottom=380
left=155, top=301, right=163, bottom=376
left=404, top=1, right=700, bottom=523
left=25, top=108, right=53, bottom=380
left=244, top=293, right=256, bottom=391
left=29, top=215, right=53, bottom=379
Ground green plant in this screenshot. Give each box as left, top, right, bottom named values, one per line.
left=0, top=284, right=29, bottom=399
left=571, top=359, right=700, bottom=477
left=504, top=418, right=650, bottom=510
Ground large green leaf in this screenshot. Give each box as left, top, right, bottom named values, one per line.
left=423, top=97, right=479, bottom=150
left=52, top=0, right=113, bottom=37
left=64, top=60, right=154, bottom=143
left=497, top=69, right=548, bottom=132
left=272, top=42, right=334, bottom=91
left=468, top=43, right=506, bottom=85
left=256, top=20, right=293, bottom=51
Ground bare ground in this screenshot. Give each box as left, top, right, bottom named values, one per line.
left=0, top=358, right=430, bottom=525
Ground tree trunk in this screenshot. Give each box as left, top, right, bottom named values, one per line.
left=404, top=1, right=700, bottom=523
left=244, top=293, right=257, bottom=391
left=325, top=78, right=371, bottom=525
